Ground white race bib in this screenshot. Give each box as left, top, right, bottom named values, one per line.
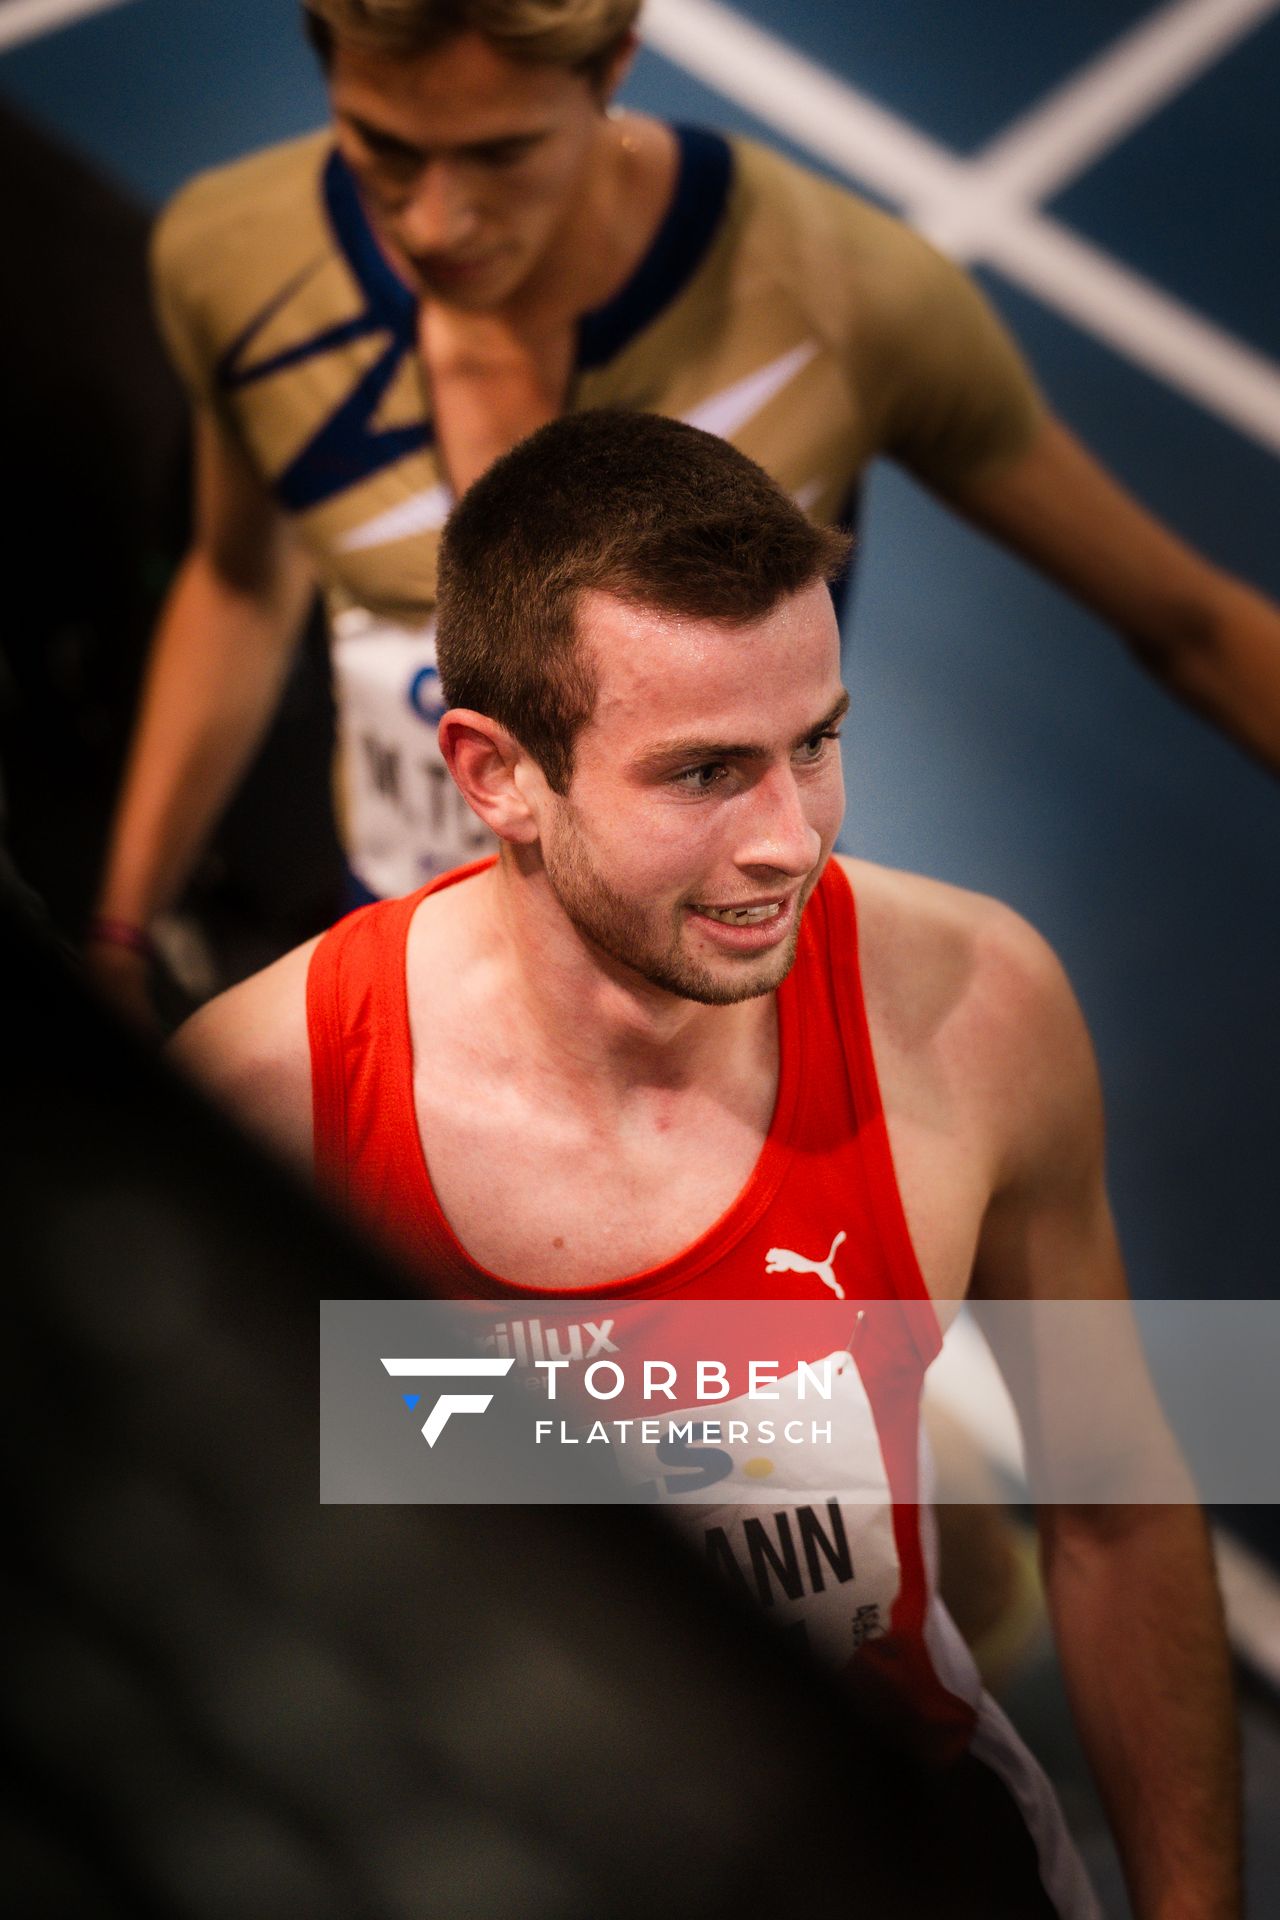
left=331, top=606, right=495, bottom=899
left=645, top=1353, right=903, bottom=1667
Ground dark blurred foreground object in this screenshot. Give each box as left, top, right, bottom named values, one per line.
left=0, top=104, right=340, bottom=971
left=1, top=903, right=1062, bottom=1919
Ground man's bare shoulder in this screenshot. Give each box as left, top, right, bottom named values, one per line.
left=837, top=850, right=1066, bottom=1013
left=168, top=935, right=321, bottom=1172
left=835, top=855, right=1097, bottom=1155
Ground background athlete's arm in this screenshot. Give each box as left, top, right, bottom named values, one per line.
left=947, top=414, right=1280, bottom=773
left=89, top=405, right=316, bottom=1021
left=967, top=917, right=1241, bottom=1920
left=873, top=229, right=1280, bottom=774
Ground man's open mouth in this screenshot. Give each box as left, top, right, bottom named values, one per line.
left=694, top=901, right=785, bottom=926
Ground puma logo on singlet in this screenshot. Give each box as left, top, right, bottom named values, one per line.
left=765, top=1230, right=847, bottom=1299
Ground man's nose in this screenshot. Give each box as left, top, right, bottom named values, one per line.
left=399, top=163, right=478, bottom=254
left=735, top=766, right=822, bottom=877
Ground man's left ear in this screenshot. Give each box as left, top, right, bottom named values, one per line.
left=438, top=710, right=540, bottom=845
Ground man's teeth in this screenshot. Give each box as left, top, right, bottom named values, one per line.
left=699, top=902, right=783, bottom=925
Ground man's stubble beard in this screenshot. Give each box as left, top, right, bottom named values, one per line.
left=542, top=803, right=810, bottom=1008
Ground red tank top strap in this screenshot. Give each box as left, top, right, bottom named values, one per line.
left=307, top=888, right=424, bottom=1204
left=808, top=859, right=935, bottom=1333
left=306, top=857, right=498, bottom=1279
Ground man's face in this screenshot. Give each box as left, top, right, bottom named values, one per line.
left=537, top=581, right=848, bottom=1006
left=329, top=30, right=613, bottom=307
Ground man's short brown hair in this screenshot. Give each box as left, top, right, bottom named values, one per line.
left=303, top=0, right=641, bottom=77
left=436, top=410, right=852, bottom=794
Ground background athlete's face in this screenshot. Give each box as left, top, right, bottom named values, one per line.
left=329, top=31, right=617, bottom=308
left=538, top=582, right=848, bottom=1006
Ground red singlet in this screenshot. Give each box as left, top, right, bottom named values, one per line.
left=306, top=856, right=1099, bottom=1918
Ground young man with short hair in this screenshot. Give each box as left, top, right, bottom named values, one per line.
left=175, top=411, right=1240, bottom=1920
left=92, top=0, right=1280, bottom=1016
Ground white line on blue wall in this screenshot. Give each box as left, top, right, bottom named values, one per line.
left=0, top=0, right=136, bottom=56
left=953, top=0, right=1280, bottom=217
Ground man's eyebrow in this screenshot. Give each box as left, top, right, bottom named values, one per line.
left=343, top=113, right=546, bottom=161
left=795, top=689, right=851, bottom=745
left=345, top=113, right=425, bottom=157
left=635, top=691, right=851, bottom=772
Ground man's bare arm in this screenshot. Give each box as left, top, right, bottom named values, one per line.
left=168, top=937, right=319, bottom=1173
left=90, top=405, right=316, bottom=1020
left=950, top=414, right=1280, bottom=775
left=968, top=917, right=1241, bottom=1919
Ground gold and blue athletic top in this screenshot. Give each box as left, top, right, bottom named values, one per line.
left=154, top=126, right=1044, bottom=896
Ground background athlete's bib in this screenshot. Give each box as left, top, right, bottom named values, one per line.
left=331, top=607, right=495, bottom=899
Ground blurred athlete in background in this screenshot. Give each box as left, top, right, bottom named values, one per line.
left=88, top=0, right=1280, bottom=1020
